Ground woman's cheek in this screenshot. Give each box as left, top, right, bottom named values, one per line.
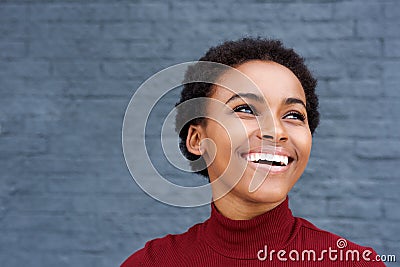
left=295, top=130, right=312, bottom=159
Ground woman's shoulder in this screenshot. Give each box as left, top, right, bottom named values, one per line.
left=120, top=221, right=206, bottom=267
left=296, top=216, right=370, bottom=248
left=294, top=217, right=386, bottom=266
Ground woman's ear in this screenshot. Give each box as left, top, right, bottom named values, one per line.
left=186, top=124, right=205, bottom=156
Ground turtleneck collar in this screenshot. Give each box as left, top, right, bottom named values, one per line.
left=201, top=197, right=299, bottom=259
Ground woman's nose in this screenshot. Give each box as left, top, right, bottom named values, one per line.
left=257, top=115, right=288, bottom=143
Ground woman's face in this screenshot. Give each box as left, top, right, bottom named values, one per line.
left=196, top=60, right=312, bottom=204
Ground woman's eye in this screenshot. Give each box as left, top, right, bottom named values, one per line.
left=284, top=112, right=306, bottom=121
left=233, top=105, right=255, bottom=114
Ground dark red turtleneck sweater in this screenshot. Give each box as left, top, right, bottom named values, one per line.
left=121, top=198, right=386, bottom=266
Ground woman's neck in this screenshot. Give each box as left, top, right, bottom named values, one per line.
left=212, top=193, right=287, bottom=220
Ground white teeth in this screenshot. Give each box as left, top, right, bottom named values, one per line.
left=246, top=153, right=289, bottom=166
left=281, top=155, right=288, bottom=165
left=259, top=154, right=269, bottom=161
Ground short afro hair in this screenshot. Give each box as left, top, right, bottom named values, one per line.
left=175, top=37, right=319, bottom=178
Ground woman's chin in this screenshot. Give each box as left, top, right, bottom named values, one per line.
left=246, top=186, right=289, bottom=204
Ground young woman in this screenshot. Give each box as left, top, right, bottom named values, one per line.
left=121, top=38, right=385, bottom=266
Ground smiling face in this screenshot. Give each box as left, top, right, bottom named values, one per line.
left=186, top=60, right=312, bottom=211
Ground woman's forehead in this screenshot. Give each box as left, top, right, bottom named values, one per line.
left=211, top=60, right=306, bottom=103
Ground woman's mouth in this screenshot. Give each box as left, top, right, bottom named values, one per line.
left=242, top=152, right=294, bottom=173
left=244, top=153, right=293, bottom=166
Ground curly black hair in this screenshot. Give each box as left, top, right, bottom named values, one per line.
left=175, top=37, right=319, bottom=178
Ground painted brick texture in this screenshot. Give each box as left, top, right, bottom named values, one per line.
left=0, top=0, right=399, bottom=266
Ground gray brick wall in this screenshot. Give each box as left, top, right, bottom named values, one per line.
left=0, top=0, right=399, bottom=266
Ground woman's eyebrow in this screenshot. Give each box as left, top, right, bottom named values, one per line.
left=225, top=93, right=264, bottom=104
left=284, top=97, right=306, bottom=109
